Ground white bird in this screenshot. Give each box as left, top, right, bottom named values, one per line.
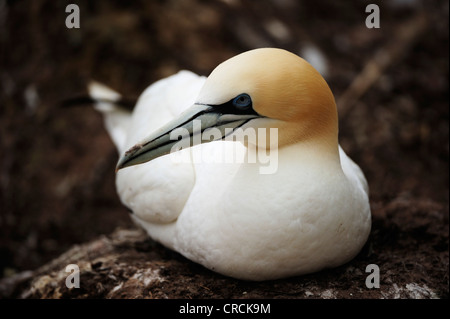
left=89, top=48, right=371, bottom=281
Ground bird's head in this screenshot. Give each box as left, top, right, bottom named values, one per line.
left=117, top=48, right=339, bottom=171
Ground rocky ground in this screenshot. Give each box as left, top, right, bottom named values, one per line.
left=0, top=0, right=448, bottom=299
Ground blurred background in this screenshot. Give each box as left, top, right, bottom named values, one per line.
left=0, top=0, right=448, bottom=293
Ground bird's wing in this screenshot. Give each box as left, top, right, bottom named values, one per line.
left=339, top=145, right=369, bottom=195
left=92, top=71, right=207, bottom=225
left=88, top=81, right=132, bottom=153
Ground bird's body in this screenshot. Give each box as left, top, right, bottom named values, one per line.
left=90, top=48, right=371, bottom=281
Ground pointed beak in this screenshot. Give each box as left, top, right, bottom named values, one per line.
left=116, top=103, right=259, bottom=171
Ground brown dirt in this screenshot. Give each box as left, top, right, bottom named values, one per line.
left=0, top=0, right=448, bottom=299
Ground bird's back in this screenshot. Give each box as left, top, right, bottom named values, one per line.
left=90, top=71, right=207, bottom=226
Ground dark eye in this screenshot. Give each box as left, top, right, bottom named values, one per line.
left=232, top=94, right=252, bottom=109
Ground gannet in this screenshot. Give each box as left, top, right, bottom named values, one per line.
left=89, top=48, right=371, bottom=281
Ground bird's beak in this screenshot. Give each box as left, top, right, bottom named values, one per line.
left=116, top=103, right=259, bottom=171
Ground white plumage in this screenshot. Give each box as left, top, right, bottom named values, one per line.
left=90, top=48, right=371, bottom=281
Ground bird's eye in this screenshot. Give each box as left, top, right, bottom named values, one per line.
left=232, top=94, right=252, bottom=109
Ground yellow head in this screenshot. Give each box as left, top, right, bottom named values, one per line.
left=117, top=48, right=339, bottom=170
left=197, top=48, right=338, bottom=148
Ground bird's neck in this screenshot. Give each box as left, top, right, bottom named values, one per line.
left=273, top=116, right=340, bottom=161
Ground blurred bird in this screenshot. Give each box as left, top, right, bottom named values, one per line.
left=89, top=48, right=371, bottom=280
